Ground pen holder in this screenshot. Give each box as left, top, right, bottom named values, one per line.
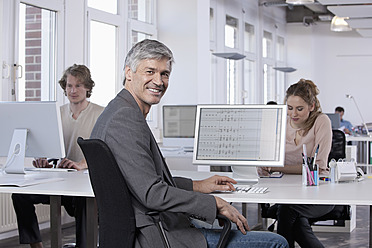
left=302, top=164, right=319, bottom=186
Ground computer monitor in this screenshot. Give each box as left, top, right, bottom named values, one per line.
left=162, top=105, right=197, bottom=151
left=0, top=101, right=65, bottom=174
left=325, top=113, right=341, bottom=129
left=193, top=104, right=287, bottom=184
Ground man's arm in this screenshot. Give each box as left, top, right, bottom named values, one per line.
left=192, top=175, right=236, bottom=193
left=192, top=175, right=250, bottom=234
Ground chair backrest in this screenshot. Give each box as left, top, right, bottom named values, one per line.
left=328, top=129, right=346, bottom=163
left=77, top=137, right=135, bottom=248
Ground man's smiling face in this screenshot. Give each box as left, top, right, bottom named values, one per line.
left=125, top=58, right=170, bottom=116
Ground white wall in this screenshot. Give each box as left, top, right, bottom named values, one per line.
left=64, top=0, right=85, bottom=67
left=287, top=22, right=372, bottom=126
left=157, top=0, right=210, bottom=105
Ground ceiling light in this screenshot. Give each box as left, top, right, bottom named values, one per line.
left=331, top=16, right=352, bottom=32
left=286, top=0, right=315, bottom=4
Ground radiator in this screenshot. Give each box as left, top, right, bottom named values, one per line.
left=0, top=193, right=50, bottom=233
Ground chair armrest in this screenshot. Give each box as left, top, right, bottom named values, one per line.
left=216, top=214, right=232, bottom=248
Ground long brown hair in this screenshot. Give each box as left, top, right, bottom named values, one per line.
left=285, top=79, right=322, bottom=136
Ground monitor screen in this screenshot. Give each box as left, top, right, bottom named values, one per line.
left=0, top=101, right=65, bottom=173
left=162, top=105, right=197, bottom=149
left=193, top=105, right=287, bottom=183
left=325, top=113, right=341, bottom=130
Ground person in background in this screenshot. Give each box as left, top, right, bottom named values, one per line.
left=260, top=79, right=334, bottom=248
left=12, top=64, right=104, bottom=248
left=91, top=39, right=288, bottom=248
left=335, top=106, right=353, bottom=135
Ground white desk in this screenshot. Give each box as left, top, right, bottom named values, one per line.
left=172, top=170, right=372, bottom=248
left=4, top=169, right=372, bottom=247
left=0, top=171, right=96, bottom=248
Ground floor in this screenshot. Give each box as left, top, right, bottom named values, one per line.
left=0, top=204, right=369, bottom=248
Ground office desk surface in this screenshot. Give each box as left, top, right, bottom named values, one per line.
left=172, top=170, right=372, bottom=206
left=0, top=170, right=94, bottom=196
left=0, top=170, right=96, bottom=248
left=346, top=135, right=372, bottom=142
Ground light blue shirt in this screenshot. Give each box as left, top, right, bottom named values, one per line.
left=340, top=119, right=353, bottom=131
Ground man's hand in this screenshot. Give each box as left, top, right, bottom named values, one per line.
left=215, top=196, right=250, bottom=234
left=58, top=158, right=87, bottom=171
left=193, top=175, right=237, bottom=193
left=344, top=128, right=352, bottom=135
left=257, top=167, right=271, bottom=177
left=32, top=158, right=52, bottom=168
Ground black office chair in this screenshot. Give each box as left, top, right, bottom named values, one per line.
left=77, top=137, right=231, bottom=248
left=328, top=129, right=346, bottom=163
left=262, top=129, right=350, bottom=230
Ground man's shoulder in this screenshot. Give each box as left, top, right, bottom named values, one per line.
left=89, top=102, right=105, bottom=112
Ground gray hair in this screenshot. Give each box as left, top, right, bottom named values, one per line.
left=123, top=39, right=175, bottom=85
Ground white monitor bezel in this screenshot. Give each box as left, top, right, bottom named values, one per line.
left=192, top=104, right=287, bottom=167
left=0, top=101, right=65, bottom=173
left=162, top=105, right=197, bottom=148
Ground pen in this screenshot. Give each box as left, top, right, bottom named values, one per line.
left=313, top=144, right=319, bottom=170
left=303, top=144, right=308, bottom=167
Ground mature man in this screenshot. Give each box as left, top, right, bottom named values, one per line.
left=12, top=64, right=104, bottom=248
left=91, top=39, right=288, bottom=247
left=335, top=106, right=353, bottom=135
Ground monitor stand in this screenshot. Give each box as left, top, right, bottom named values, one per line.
left=231, top=166, right=259, bottom=185
left=4, top=129, right=27, bottom=174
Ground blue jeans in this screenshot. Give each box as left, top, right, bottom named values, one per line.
left=199, top=228, right=289, bottom=248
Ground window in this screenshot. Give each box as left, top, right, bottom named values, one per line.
left=17, top=3, right=57, bottom=101
left=89, top=21, right=116, bottom=106
left=262, top=31, right=273, bottom=58
left=86, top=0, right=124, bottom=107
left=88, top=0, right=117, bottom=14
left=131, top=31, right=152, bottom=47
left=210, top=8, right=215, bottom=42
left=129, top=0, right=154, bottom=24
left=276, top=70, right=285, bottom=103
left=263, top=64, right=274, bottom=103
left=276, top=36, right=285, bottom=61
left=227, top=60, right=237, bottom=104
left=225, top=15, right=238, bottom=48
left=243, top=59, right=256, bottom=104
left=244, top=23, right=255, bottom=53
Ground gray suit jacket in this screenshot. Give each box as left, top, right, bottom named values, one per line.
left=91, top=89, right=217, bottom=248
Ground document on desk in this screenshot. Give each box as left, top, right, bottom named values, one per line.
left=0, top=177, right=64, bottom=187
